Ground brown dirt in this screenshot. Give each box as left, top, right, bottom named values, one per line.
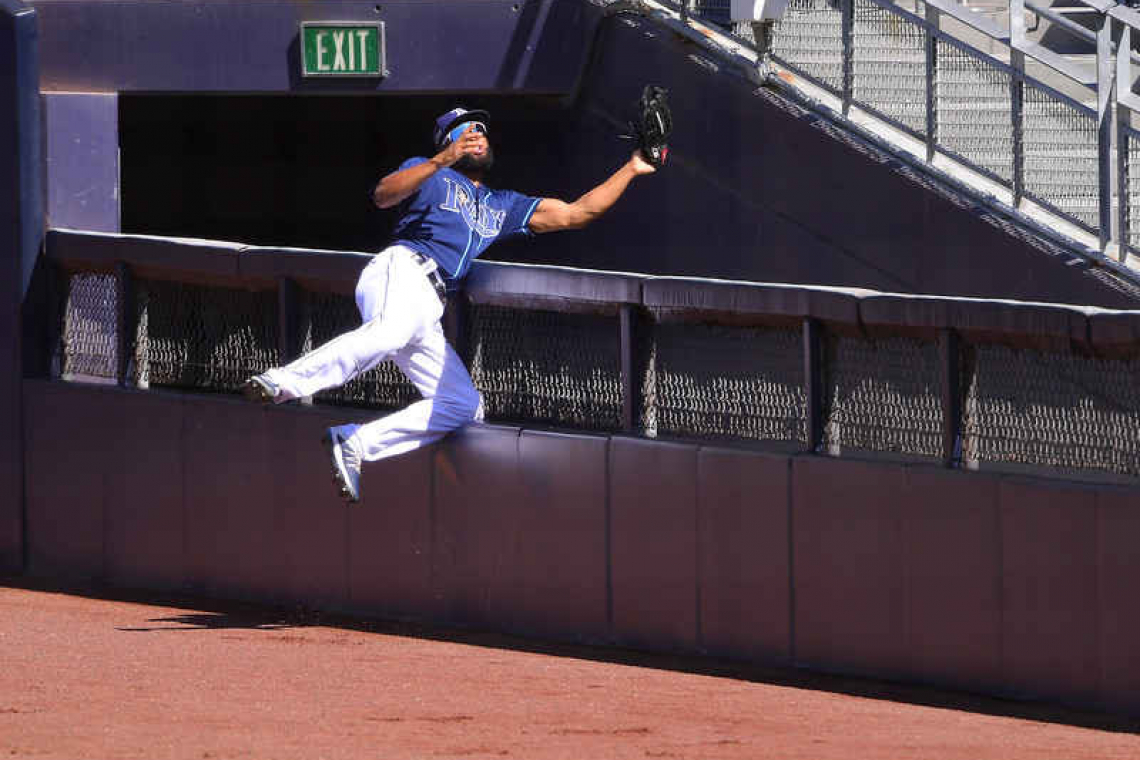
left=2, top=581, right=1139, bottom=760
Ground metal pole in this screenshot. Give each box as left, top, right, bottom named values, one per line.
left=939, top=328, right=961, bottom=468
left=620, top=304, right=637, bottom=433
left=1010, top=0, right=1026, bottom=207
left=842, top=0, right=854, bottom=116
left=925, top=3, right=939, bottom=163
left=1118, top=23, right=1133, bottom=263
left=115, top=262, right=135, bottom=387
left=803, top=318, right=824, bottom=453
left=1096, top=12, right=1115, bottom=253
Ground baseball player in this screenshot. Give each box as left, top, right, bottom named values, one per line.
left=241, top=107, right=658, bottom=503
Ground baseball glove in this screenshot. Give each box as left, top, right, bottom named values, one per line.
left=629, top=85, right=672, bottom=168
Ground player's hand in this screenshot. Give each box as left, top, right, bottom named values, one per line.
left=628, top=150, right=657, bottom=176
left=435, top=124, right=487, bottom=168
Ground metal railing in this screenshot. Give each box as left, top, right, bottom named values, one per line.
left=38, top=229, right=1140, bottom=482
left=622, top=0, right=1140, bottom=266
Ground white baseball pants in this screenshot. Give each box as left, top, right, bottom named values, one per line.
left=263, top=245, right=483, bottom=462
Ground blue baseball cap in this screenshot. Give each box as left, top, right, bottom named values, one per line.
left=434, top=107, right=491, bottom=149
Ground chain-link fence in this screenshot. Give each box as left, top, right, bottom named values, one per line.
left=134, top=279, right=277, bottom=392
left=644, top=321, right=806, bottom=444
left=963, top=343, right=1140, bottom=477
left=823, top=334, right=943, bottom=458
left=467, top=304, right=625, bottom=431
left=47, top=259, right=1140, bottom=480
left=59, top=272, right=118, bottom=382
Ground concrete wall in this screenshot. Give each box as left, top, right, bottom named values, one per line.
left=44, top=92, right=119, bottom=232
left=30, top=0, right=597, bottom=94
left=0, top=0, right=41, bottom=574
left=22, top=378, right=1140, bottom=715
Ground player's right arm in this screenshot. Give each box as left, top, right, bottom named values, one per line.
left=372, top=125, right=483, bottom=208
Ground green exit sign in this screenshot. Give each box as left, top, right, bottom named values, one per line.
left=301, top=22, right=387, bottom=78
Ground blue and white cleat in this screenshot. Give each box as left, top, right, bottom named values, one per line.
left=323, top=428, right=362, bottom=504
left=242, top=373, right=282, bottom=404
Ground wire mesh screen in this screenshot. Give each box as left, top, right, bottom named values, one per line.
left=691, top=0, right=731, bottom=27
left=134, top=279, right=277, bottom=392
left=852, top=0, right=926, bottom=136
left=823, top=335, right=943, bottom=457
left=305, top=291, right=421, bottom=410
left=1126, top=126, right=1140, bottom=254
left=467, top=304, right=624, bottom=431
left=766, top=0, right=846, bottom=92
left=963, top=344, right=1140, bottom=477
left=935, top=40, right=1013, bottom=183
left=60, top=272, right=119, bottom=382
left=646, top=322, right=806, bottom=444
left=1022, top=83, right=1100, bottom=232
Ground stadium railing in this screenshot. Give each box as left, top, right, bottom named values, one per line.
left=617, top=0, right=1140, bottom=267
left=39, top=228, right=1140, bottom=482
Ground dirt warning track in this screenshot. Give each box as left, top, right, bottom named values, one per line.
left=2, top=581, right=1139, bottom=760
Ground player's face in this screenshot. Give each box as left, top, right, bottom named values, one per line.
left=450, top=122, right=494, bottom=173
left=454, top=144, right=494, bottom=173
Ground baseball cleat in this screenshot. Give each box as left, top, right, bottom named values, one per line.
left=242, top=373, right=281, bottom=404
left=323, top=428, right=362, bottom=504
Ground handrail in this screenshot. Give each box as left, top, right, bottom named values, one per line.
left=612, top=0, right=1140, bottom=269
left=1025, top=0, right=1097, bottom=46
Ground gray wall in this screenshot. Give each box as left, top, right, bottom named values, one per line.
left=0, top=0, right=41, bottom=574
left=22, top=379, right=1140, bottom=716
left=30, top=0, right=596, bottom=94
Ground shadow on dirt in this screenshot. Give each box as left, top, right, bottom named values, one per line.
left=7, top=574, right=1140, bottom=736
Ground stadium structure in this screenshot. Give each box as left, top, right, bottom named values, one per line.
left=4, top=0, right=1140, bottom=716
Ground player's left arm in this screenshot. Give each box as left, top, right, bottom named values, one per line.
left=528, top=152, right=656, bottom=234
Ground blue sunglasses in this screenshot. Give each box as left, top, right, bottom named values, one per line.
left=444, top=121, right=488, bottom=145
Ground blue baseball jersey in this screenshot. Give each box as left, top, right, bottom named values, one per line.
left=389, top=157, right=542, bottom=285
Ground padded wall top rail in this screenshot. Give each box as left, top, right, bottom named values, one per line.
left=45, top=228, right=1140, bottom=356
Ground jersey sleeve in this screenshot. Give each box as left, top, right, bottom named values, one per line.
left=386, top=157, right=432, bottom=213
left=497, top=191, right=543, bottom=241
left=398, top=156, right=429, bottom=171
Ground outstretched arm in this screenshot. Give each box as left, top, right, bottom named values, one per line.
left=528, top=152, right=656, bottom=234
left=372, top=125, right=485, bottom=209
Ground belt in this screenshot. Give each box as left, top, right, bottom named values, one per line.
left=410, top=251, right=448, bottom=304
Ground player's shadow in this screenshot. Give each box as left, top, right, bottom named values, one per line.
left=116, top=613, right=298, bottom=632
left=114, top=605, right=324, bottom=633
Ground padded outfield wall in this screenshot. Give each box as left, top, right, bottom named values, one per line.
left=19, top=230, right=1140, bottom=718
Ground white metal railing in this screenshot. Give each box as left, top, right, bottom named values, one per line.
left=613, top=0, right=1140, bottom=269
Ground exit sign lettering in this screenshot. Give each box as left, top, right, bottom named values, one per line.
left=301, top=22, right=387, bottom=78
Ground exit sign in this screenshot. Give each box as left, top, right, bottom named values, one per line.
left=301, top=22, right=387, bottom=78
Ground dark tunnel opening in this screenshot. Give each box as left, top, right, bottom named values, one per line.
left=118, top=93, right=575, bottom=254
